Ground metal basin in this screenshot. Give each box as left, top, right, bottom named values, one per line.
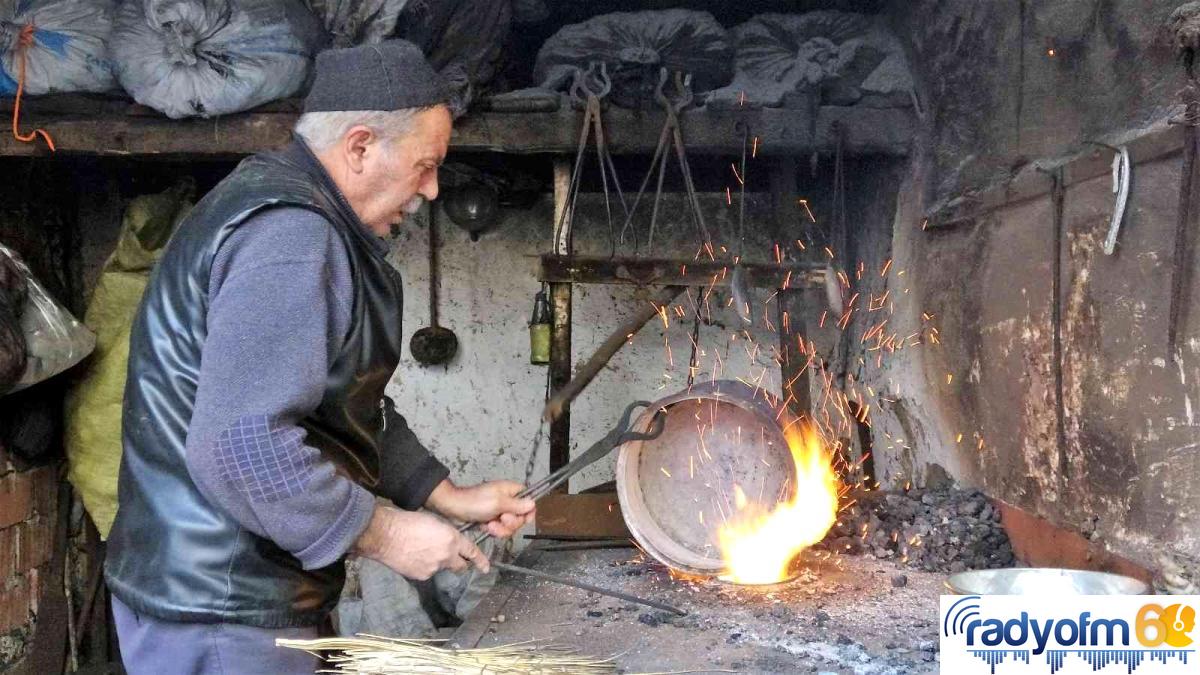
left=946, top=568, right=1148, bottom=595
left=615, top=381, right=798, bottom=575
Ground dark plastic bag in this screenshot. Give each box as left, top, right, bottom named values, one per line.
left=534, top=9, right=732, bottom=110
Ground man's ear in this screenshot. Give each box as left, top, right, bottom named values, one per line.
left=344, top=125, right=375, bottom=173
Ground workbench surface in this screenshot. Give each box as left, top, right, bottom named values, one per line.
left=451, top=547, right=942, bottom=674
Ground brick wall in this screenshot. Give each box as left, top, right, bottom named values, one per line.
left=0, top=459, right=58, bottom=670
left=0, top=157, right=78, bottom=673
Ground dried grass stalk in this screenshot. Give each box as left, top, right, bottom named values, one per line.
left=275, top=634, right=619, bottom=674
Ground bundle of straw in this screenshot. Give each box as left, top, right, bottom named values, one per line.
left=275, top=634, right=619, bottom=674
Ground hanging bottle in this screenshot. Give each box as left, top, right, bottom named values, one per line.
left=529, top=286, right=551, bottom=365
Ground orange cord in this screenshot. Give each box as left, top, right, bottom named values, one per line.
left=11, top=24, right=55, bottom=152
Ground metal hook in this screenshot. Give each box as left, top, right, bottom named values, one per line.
left=652, top=67, right=692, bottom=114
left=570, top=61, right=611, bottom=103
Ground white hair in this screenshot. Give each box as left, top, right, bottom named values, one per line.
left=293, top=108, right=421, bottom=151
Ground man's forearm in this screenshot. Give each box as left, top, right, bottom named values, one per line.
left=353, top=503, right=390, bottom=560
left=425, top=478, right=458, bottom=515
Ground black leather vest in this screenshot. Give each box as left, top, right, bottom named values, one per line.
left=105, top=141, right=403, bottom=627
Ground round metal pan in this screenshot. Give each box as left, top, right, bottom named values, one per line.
left=616, top=380, right=799, bottom=575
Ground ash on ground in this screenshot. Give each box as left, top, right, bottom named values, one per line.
left=817, top=484, right=1015, bottom=573
left=467, top=548, right=943, bottom=674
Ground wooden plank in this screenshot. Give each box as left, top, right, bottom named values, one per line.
left=0, top=113, right=298, bottom=158
left=538, top=254, right=824, bottom=289
left=0, top=102, right=916, bottom=157
left=534, top=493, right=629, bottom=539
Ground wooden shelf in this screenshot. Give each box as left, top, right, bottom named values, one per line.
left=0, top=96, right=915, bottom=158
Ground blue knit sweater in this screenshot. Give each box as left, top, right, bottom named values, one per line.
left=182, top=207, right=378, bottom=570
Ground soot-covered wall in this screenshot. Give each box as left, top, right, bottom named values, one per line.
left=856, top=0, right=1200, bottom=576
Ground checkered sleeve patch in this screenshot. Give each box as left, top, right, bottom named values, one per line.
left=213, top=415, right=317, bottom=504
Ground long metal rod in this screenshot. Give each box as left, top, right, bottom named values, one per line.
left=494, top=562, right=687, bottom=616
left=1049, top=168, right=1067, bottom=482
left=543, top=284, right=685, bottom=422
left=1170, top=93, right=1198, bottom=358
left=540, top=541, right=635, bottom=552
left=523, top=534, right=628, bottom=542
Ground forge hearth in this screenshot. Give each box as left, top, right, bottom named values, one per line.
left=453, top=547, right=942, bottom=674
left=452, top=482, right=1016, bottom=672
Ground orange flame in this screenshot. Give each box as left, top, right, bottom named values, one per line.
left=717, top=422, right=840, bottom=585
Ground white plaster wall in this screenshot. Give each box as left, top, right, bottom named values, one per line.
left=384, top=191, right=784, bottom=496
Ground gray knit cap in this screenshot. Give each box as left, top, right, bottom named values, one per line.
left=304, top=40, right=449, bottom=113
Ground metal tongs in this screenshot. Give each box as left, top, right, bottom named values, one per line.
left=553, top=61, right=627, bottom=258
left=619, top=68, right=712, bottom=254
left=456, top=401, right=681, bottom=616
left=458, top=400, right=665, bottom=545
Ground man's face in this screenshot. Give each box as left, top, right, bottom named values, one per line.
left=354, top=106, right=452, bottom=236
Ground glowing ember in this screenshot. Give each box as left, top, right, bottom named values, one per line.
left=717, top=422, right=840, bottom=585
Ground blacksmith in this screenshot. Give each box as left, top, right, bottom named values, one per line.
left=104, top=41, right=534, bottom=674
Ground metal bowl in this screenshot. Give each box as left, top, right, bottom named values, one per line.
left=946, top=568, right=1148, bottom=595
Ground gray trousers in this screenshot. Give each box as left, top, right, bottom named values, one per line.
left=112, top=596, right=321, bottom=675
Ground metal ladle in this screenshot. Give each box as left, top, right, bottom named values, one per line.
left=410, top=207, right=459, bottom=366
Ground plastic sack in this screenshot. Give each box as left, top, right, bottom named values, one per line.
left=534, top=9, right=732, bottom=110
left=397, top=0, right=511, bottom=111
left=0, top=0, right=118, bottom=96
left=65, top=181, right=193, bottom=537
left=0, top=243, right=94, bottom=395
left=306, top=0, right=409, bottom=48
left=0, top=249, right=25, bottom=389
left=110, top=0, right=324, bottom=119
left=710, top=12, right=912, bottom=109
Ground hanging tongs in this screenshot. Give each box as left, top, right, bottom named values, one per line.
left=619, top=68, right=712, bottom=255
left=458, top=400, right=665, bottom=545
left=553, top=61, right=628, bottom=259
left=730, top=119, right=754, bottom=325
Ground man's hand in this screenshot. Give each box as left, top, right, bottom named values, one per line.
left=427, top=479, right=536, bottom=539
left=354, top=505, right=490, bottom=580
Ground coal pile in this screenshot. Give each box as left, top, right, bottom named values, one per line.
left=818, top=485, right=1015, bottom=573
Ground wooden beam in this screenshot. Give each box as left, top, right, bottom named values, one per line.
left=538, top=254, right=824, bottom=289
left=0, top=99, right=916, bottom=157
left=548, top=160, right=572, bottom=480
